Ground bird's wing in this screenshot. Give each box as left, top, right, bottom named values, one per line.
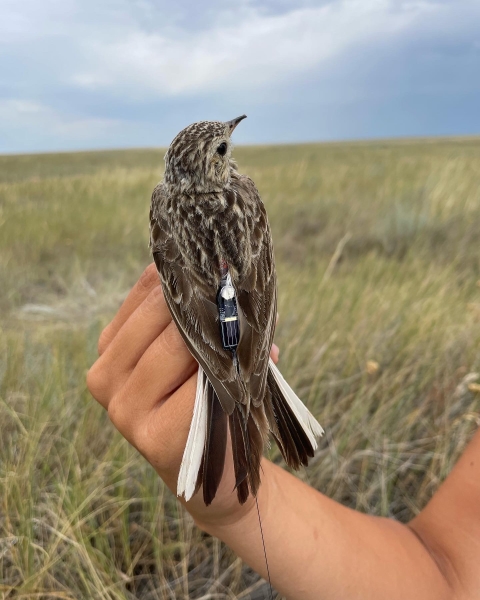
left=150, top=183, right=242, bottom=415
left=232, top=174, right=277, bottom=407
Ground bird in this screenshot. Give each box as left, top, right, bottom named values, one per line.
left=149, top=115, right=323, bottom=506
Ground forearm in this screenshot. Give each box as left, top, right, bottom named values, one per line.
left=408, top=428, right=480, bottom=598
left=198, top=460, right=451, bottom=600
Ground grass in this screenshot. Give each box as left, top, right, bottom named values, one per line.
left=1, top=137, right=480, bottom=598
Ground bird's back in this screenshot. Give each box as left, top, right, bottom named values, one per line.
left=150, top=171, right=276, bottom=412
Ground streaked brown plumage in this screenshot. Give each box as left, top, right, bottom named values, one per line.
left=150, top=116, right=323, bottom=506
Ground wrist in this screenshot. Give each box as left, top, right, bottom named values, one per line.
left=193, top=458, right=274, bottom=537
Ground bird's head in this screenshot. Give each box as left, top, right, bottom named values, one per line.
left=164, top=116, right=246, bottom=194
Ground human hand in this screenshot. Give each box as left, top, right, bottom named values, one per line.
left=87, top=263, right=279, bottom=528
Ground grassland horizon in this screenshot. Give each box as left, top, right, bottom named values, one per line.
left=2, top=131, right=480, bottom=159
left=1, top=137, right=480, bottom=598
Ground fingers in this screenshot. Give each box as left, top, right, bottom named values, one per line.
left=105, top=323, right=197, bottom=447
left=270, top=343, right=280, bottom=364
left=141, top=374, right=198, bottom=475
left=98, top=263, right=160, bottom=355
left=104, top=285, right=172, bottom=373
left=118, top=322, right=197, bottom=417
left=88, top=285, right=175, bottom=407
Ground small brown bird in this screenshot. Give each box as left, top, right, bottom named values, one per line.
left=150, top=116, right=323, bottom=506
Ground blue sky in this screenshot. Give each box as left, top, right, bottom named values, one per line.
left=1, top=0, right=480, bottom=153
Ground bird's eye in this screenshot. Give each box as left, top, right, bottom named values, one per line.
left=217, top=142, right=228, bottom=156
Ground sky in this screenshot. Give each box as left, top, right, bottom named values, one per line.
left=1, top=0, right=480, bottom=153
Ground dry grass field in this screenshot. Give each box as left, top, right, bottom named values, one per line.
left=1, top=138, right=480, bottom=598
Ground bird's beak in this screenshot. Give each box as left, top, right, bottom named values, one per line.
left=226, top=115, right=247, bottom=134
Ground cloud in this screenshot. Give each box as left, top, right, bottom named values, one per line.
left=0, top=99, right=121, bottom=153
left=1, top=0, right=480, bottom=151
left=0, top=99, right=118, bottom=135
left=69, top=1, right=440, bottom=97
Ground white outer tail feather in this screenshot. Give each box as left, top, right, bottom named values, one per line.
left=177, top=365, right=208, bottom=501
left=177, top=361, right=324, bottom=502
left=268, top=358, right=324, bottom=448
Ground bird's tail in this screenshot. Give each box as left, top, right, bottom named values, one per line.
left=177, top=361, right=323, bottom=505
left=177, top=365, right=211, bottom=503
left=265, top=358, right=324, bottom=470
left=228, top=399, right=269, bottom=504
